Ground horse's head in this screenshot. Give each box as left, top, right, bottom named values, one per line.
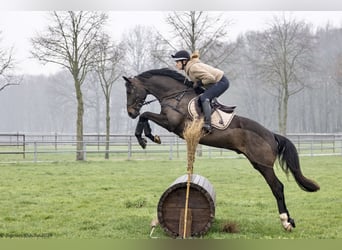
left=122, top=76, right=148, bottom=119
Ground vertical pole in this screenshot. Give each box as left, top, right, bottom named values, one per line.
left=23, top=134, right=26, bottom=159
left=169, top=140, right=173, bottom=160
left=333, top=135, right=335, bottom=154
left=183, top=170, right=192, bottom=238
left=176, top=136, right=179, bottom=158
left=128, top=136, right=132, bottom=160
left=83, top=142, right=87, bottom=161
left=34, top=142, right=37, bottom=163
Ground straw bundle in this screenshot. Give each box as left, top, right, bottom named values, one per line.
left=183, top=118, right=204, bottom=173
left=182, top=118, right=204, bottom=238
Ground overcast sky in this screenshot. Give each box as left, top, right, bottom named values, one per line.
left=1, top=10, right=342, bottom=75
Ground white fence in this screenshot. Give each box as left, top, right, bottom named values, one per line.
left=0, top=133, right=341, bottom=163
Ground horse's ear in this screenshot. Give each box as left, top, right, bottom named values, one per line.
left=122, top=76, right=130, bottom=83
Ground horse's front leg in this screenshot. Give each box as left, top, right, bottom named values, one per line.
left=135, top=112, right=172, bottom=149
left=135, top=117, right=148, bottom=149
left=143, top=119, right=161, bottom=145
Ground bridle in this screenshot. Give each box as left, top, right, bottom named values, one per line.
left=126, top=77, right=193, bottom=114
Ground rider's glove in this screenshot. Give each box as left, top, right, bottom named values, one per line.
left=193, top=80, right=203, bottom=89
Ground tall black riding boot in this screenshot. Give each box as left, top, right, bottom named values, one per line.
left=201, top=98, right=212, bottom=133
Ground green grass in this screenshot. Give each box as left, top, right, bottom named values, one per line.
left=0, top=156, right=341, bottom=239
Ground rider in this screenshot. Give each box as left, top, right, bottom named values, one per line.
left=171, top=50, right=229, bottom=133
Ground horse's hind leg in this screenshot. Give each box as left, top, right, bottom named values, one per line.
left=251, top=162, right=295, bottom=231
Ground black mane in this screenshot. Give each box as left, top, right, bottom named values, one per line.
left=137, top=68, right=193, bottom=87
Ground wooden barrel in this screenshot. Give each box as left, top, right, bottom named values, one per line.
left=157, top=174, right=216, bottom=238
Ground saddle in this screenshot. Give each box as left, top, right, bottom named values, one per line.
left=188, top=97, right=236, bottom=130
left=211, top=97, right=236, bottom=114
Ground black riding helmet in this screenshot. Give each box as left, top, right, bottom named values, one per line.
left=171, top=50, right=190, bottom=61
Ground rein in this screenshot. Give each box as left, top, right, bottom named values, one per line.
left=142, top=87, right=192, bottom=107
left=142, top=98, right=158, bottom=106
left=159, top=88, right=192, bottom=116
left=140, top=87, right=192, bottom=117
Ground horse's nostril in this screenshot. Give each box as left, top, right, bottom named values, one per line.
left=128, top=109, right=139, bottom=118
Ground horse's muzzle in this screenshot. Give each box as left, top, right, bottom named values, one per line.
left=127, top=107, right=140, bottom=119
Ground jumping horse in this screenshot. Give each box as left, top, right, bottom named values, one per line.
left=122, top=68, right=320, bottom=231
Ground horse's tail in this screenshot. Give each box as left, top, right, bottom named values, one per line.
left=274, top=133, right=320, bottom=192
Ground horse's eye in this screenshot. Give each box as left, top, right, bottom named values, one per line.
left=126, top=87, right=133, bottom=94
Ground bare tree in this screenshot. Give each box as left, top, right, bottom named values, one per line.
left=122, top=25, right=166, bottom=75
left=31, top=11, right=108, bottom=160
left=48, top=71, right=76, bottom=132
left=94, top=34, right=125, bottom=159
left=165, top=11, right=233, bottom=66
left=335, top=55, right=342, bottom=87
left=314, top=26, right=342, bottom=132
left=0, top=31, right=20, bottom=92
left=121, top=25, right=167, bottom=134
left=244, top=15, right=315, bottom=135
left=82, top=71, right=103, bottom=134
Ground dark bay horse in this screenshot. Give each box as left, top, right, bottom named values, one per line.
left=122, top=68, right=320, bottom=231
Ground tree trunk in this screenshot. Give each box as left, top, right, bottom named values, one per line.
left=105, top=96, right=110, bottom=159
left=75, top=79, right=84, bottom=161
left=278, top=86, right=289, bottom=135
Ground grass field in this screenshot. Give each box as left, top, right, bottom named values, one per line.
left=0, top=156, right=341, bottom=239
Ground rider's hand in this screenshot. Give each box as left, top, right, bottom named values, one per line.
left=193, top=80, right=203, bottom=89
left=194, top=86, right=205, bottom=94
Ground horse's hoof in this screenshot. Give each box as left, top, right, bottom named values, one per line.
left=154, top=135, right=161, bottom=144
left=279, top=213, right=294, bottom=232
left=139, top=138, right=147, bottom=149
left=288, top=217, right=296, bottom=228
left=284, top=224, right=293, bottom=232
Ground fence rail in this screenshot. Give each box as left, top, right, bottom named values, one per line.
left=0, top=133, right=341, bottom=163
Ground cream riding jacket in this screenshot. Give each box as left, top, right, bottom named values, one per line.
left=185, top=58, right=224, bottom=86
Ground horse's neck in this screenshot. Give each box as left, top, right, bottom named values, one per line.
left=145, top=78, right=189, bottom=99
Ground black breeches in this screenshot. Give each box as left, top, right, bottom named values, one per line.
left=199, top=75, right=229, bottom=102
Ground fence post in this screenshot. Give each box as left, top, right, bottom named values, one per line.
left=23, top=134, right=26, bottom=159
left=169, top=139, right=173, bottom=160
left=34, top=141, right=37, bottom=163
left=333, top=135, right=335, bottom=154
left=16, top=132, right=19, bottom=149
left=83, top=142, right=87, bottom=161
left=128, top=136, right=132, bottom=160
left=55, top=132, right=58, bottom=151
left=297, top=134, right=301, bottom=154
left=176, top=136, right=179, bottom=158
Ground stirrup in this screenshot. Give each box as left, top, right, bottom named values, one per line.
left=202, top=124, right=212, bottom=133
